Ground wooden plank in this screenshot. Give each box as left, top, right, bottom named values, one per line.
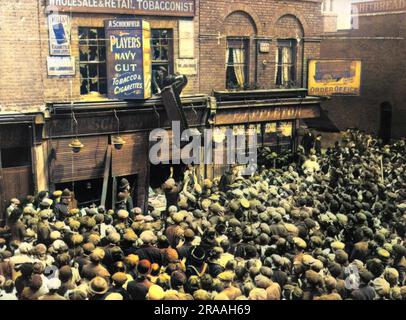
left=112, top=132, right=150, bottom=177
left=50, top=136, right=108, bottom=183
left=112, top=176, right=117, bottom=210
left=101, top=145, right=112, bottom=208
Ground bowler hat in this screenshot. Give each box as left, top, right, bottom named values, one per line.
left=89, top=277, right=109, bottom=295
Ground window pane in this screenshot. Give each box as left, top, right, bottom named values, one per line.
left=161, top=31, right=169, bottom=45
left=79, top=27, right=107, bottom=96
left=88, top=63, right=98, bottom=78
left=79, top=45, right=89, bottom=61
left=99, top=80, right=107, bottom=94
left=88, top=46, right=99, bottom=61
left=226, top=39, right=248, bottom=89
left=81, top=79, right=89, bottom=95
left=79, top=28, right=88, bottom=45
left=99, top=64, right=107, bottom=78
left=151, top=29, right=173, bottom=92
left=152, top=29, right=161, bottom=38
left=161, top=46, right=168, bottom=61
left=99, top=46, right=106, bottom=62
left=89, top=78, right=98, bottom=92
left=80, top=65, right=89, bottom=79
left=263, top=123, right=278, bottom=145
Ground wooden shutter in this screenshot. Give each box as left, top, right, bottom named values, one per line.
left=111, top=132, right=149, bottom=177
left=50, top=136, right=108, bottom=183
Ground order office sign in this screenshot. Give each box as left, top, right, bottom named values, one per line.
left=46, top=0, right=195, bottom=17
left=105, top=19, right=152, bottom=100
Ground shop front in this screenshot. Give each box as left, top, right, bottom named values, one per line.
left=45, top=95, right=208, bottom=211
left=0, top=114, right=45, bottom=226
left=209, top=89, right=323, bottom=179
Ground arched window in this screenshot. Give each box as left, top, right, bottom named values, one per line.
left=224, top=11, right=257, bottom=90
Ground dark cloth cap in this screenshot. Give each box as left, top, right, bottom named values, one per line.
left=119, top=178, right=130, bottom=190
left=171, top=270, right=187, bottom=288
left=137, top=259, right=152, bottom=275
left=393, top=244, right=406, bottom=256
left=359, top=268, right=374, bottom=283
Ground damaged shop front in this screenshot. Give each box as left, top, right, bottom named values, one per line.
left=37, top=0, right=202, bottom=212
left=208, top=89, right=323, bottom=180
left=44, top=95, right=208, bottom=212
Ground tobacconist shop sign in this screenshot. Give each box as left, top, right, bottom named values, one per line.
left=105, top=19, right=152, bottom=100
left=47, top=0, right=195, bottom=17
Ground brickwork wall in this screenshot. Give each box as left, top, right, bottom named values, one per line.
left=198, top=0, right=323, bottom=93
left=321, top=10, right=406, bottom=138
left=0, top=0, right=323, bottom=111
left=0, top=0, right=44, bottom=112
left=37, top=1, right=201, bottom=103
left=0, top=0, right=201, bottom=111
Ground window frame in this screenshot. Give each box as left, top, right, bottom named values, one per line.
left=275, top=39, right=297, bottom=87
left=226, top=37, right=250, bottom=90
left=151, top=29, right=174, bottom=94
left=78, top=27, right=107, bottom=96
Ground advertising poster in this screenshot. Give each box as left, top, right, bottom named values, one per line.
left=308, top=59, right=362, bottom=96
left=178, top=20, right=194, bottom=58
left=48, top=14, right=71, bottom=56
left=47, top=56, right=75, bottom=76
left=105, top=19, right=152, bottom=100
left=176, top=58, right=198, bottom=75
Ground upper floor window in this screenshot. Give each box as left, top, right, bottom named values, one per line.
left=323, top=0, right=335, bottom=12
left=151, top=29, right=174, bottom=95
left=79, top=27, right=107, bottom=96
left=276, top=40, right=297, bottom=87
left=226, top=38, right=249, bottom=90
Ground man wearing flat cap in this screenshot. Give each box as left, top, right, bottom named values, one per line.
left=135, top=231, right=163, bottom=266
left=54, top=189, right=71, bottom=221
left=127, top=259, right=153, bottom=300
left=118, top=178, right=134, bottom=216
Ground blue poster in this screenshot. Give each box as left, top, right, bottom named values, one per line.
left=105, top=19, right=151, bottom=100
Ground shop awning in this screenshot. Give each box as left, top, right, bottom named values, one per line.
left=303, top=108, right=340, bottom=133
left=213, top=89, right=323, bottom=126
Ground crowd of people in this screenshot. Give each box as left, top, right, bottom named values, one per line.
left=0, top=129, right=406, bottom=300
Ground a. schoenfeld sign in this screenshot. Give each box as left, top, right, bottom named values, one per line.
left=46, top=0, right=195, bottom=17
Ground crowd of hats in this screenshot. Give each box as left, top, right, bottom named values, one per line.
left=0, top=129, right=406, bottom=300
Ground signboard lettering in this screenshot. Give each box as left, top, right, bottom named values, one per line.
left=47, top=56, right=76, bottom=76
left=176, top=58, right=197, bottom=75
left=46, top=0, right=195, bottom=17
left=308, top=60, right=362, bottom=96
left=105, top=19, right=152, bottom=100
left=353, top=0, right=406, bottom=14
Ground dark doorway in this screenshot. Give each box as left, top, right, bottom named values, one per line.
left=0, top=124, right=33, bottom=226
left=380, top=102, right=392, bottom=144
left=55, top=178, right=104, bottom=208
left=149, top=163, right=185, bottom=189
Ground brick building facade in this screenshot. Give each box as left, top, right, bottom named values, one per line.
left=0, top=0, right=324, bottom=223
left=198, top=0, right=323, bottom=93
left=320, top=0, right=406, bottom=138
